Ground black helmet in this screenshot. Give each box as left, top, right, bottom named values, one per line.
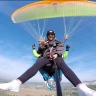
left=46, top=30, right=55, bottom=38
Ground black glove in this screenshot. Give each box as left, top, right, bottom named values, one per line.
left=66, top=44, right=70, bottom=51
left=32, top=44, right=35, bottom=49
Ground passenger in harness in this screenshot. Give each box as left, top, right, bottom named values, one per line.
left=32, top=42, right=70, bottom=90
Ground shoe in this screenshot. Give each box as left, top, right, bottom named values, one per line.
left=47, top=78, right=55, bottom=90
left=44, top=80, right=53, bottom=90
left=47, top=83, right=53, bottom=90
left=87, top=89, right=96, bottom=96
left=44, top=81, right=47, bottom=85
left=77, top=84, right=96, bottom=96
left=53, top=81, right=56, bottom=88
left=0, top=80, right=21, bottom=92
left=48, top=78, right=54, bottom=85
left=79, top=88, right=96, bottom=96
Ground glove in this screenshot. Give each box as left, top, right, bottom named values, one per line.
left=66, top=44, right=70, bottom=51
left=32, top=44, right=35, bottom=49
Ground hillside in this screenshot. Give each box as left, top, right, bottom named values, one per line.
left=0, top=81, right=96, bottom=96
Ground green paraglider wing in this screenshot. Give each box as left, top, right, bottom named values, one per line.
left=11, top=1, right=96, bottom=23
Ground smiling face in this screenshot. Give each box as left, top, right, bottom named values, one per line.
left=47, top=30, right=55, bottom=41
left=47, top=34, right=55, bottom=41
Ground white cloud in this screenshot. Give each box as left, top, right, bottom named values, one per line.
left=0, top=54, right=32, bottom=79
left=0, top=54, right=46, bottom=82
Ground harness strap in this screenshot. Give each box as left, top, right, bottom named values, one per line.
left=49, top=47, right=53, bottom=59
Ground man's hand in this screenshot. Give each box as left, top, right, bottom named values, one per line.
left=53, top=54, right=58, bottom=59
left=66, top=44, right=70, bottom=51
left=39, top=39, right=48, bottom=47
left=32, top=44, right=35, bottom=49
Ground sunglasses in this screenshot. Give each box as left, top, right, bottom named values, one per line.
left=47, top=33, right=54, bottom=36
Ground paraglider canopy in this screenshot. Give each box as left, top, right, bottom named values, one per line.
left=43, top=0, right=88, bottom=1
left=11, top=0, right=96, bottom=23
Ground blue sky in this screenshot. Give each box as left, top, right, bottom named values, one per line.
left=0, top=0, right=96, bottom=83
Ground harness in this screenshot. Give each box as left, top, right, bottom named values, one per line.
left=42, top=41, right=58, bottom=76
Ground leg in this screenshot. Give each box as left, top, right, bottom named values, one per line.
left=52, top=69, right=62, bottom=82
left=39, top=68, right=50, bottom=81
left=57, top=69, right=62, bottom=81
left=56, top=57, right=96, bottom=96
left=39, top=68, right=55, bottom=90
left=55, top=57, right=81, bottom=86
left=17, top=57, right=50, bottom=83
left=46, top=69, right=62, bottom=89
left=0, top=57, right=50, bottom=92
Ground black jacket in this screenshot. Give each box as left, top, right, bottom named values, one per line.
left=37, top=38, right=64, bottom=58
